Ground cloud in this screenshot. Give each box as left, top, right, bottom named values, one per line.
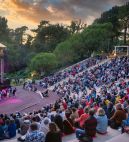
left=0, top=0, right=129, bottom=28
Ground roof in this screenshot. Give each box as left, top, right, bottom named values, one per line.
left=0, top=43, right=6, bottom=48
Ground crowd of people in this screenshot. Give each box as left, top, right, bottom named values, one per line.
left=53, top=57, right=128, bottom=98
left=0, top=87, right=16, bottom=101
left=23, top=81, right=37, bottom=92
left=22, top=56, right=106, bottom=98
left=37, top=56, right=106, bottom=89
left=0, top=56, right=129, bottom=142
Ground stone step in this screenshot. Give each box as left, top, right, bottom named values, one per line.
left=62, top=127, right=121, bottom=142
left=1, top=138, right=17, bottom=142
left=105, top=133, right=129, bottom=142
left=1, top=127, right=122, bottom=142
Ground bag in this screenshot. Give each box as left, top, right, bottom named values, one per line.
left=79, top=135, right=93, bottom=142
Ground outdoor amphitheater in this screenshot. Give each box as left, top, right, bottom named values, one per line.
left=0, top=1, right=129, bottom=142
left=0, top=55, right=129, bottom=142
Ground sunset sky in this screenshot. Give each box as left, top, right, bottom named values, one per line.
left=0, top=0, right=129, bottom=29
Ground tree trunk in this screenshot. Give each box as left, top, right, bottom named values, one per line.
left=124, top=26, right=127, bottom=44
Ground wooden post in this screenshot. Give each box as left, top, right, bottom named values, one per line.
left=0, top=58, right=4, bottom=83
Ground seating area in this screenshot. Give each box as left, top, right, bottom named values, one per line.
left=62, top=127, right=121, bottom=142
left=2, top=127, right=129, bottom=142
left=23, top=56, right=106, bottom=92
left=1, top=0, right=129, bottom=141
left=0, top=56, right=129, bottom=142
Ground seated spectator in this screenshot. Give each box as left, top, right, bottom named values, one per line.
left=70, top=107, right=79, bottom=126
left=31, top=116, right=40, bottom=130
left=75, top=106, right=89, bottom=128
left=96, top=108, right=108, bottom=134
left=99, top=101, right=107, bottom=114
left=17, top=119, right=31, bottom=142
left=3, top=119, right=10, bottom=138
left=54, top=110, right=63, bottom=132
left=125, top=100, right=129, bottom=112
left=92, top=102, right=99, bottom=112
left=0, top=122, right=5, bottom=140
left=45, top=122, right=62, bottom=142
left=76, top=108, right=97, bottom=139
left=0, top=117, right=4, bottom=125
left=20, top=120, right=31, bottom=135
left=63, top=119, right=74, bottom=134
left=40, top=117, right=51, bottom=136
left=106, top=102, right=115, bottom=119
left=122, top=108, right=129, bottom=133
left=25, top=122, right=45, bottom=142
left=110, top=103, right=126, bottom=129
left=77, top=105, right=84, bottom=117
left=65, top=108, right=73, bottom=125
left=7, top=119, right=16, bottom=138
left=12, top=114, right=20, bottom=129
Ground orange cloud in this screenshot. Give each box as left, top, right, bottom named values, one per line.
left=1, top=0, right=73, bottom=29
left=10, top=0, right=73, bottom=23
left=0, top=0, right=97, bottom=29
left=0, top=0, right=127, bottom=29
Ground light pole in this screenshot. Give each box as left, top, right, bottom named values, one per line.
left=0, top=43, right=6, bottom=84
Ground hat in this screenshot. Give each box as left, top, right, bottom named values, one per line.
left=24, top=120, right=31, bottom=124
left=43, top=117, right=51, bottom=125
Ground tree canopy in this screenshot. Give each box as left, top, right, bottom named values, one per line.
left=30, top=53, right=57, bottom=74
left=0, top=2, right=129, bottom=77
left=94, top=2, right=129, bottom=44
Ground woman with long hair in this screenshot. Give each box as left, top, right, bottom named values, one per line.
left=45, top=122, right=62, bottom=142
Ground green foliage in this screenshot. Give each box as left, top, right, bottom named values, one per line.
left=5, top=69, right=30, bottom=80
left=6, top=43, right=35, bottom=72
left=118, top=3, right=129, bottom=44
left=30, top=53, right=57, bottom=74
left=68, top=20, right=87, bottom=34
left=82, top=23, right=113, bottom=53
left=14, top=26, right=28, bottom=45
left=68, top=34, right=85, bottom=59
left=54, top=40, right=78, bottom=66
left=54, top=22, right=113, bottom=67
left=0, top=2, right=129, bottom=77
left=0, top=16, right=10, bottom=42
left=32, top=21, right=70, bottom=52
left=95, top=3, right=129, bottom=44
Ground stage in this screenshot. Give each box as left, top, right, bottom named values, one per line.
left=0, top=86, right=59, bottom=114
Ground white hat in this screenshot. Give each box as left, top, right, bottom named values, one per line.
left=43, top=117, right=51, bottom=125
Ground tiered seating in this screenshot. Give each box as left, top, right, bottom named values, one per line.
left=2, top=129, right=129, bottom=142
left=62, top=127, right=121, bottom=142
left=105, top=133, right=129, bottom=142
left=0, top=56, right=129, bottom=142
